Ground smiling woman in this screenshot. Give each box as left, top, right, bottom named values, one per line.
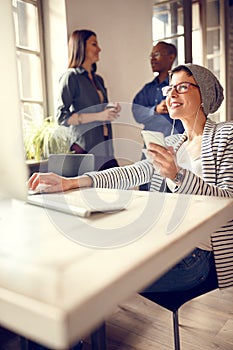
left=29, top=63, right=233, bottom=292
left=56, top=29, right=121, bottom=171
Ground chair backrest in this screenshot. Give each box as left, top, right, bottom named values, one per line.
left=48, top=154, right=95, bottom=177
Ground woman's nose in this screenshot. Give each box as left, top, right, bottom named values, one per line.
left=170, top=86, right=178, bottom=96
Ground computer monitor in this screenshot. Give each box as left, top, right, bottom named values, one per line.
left=0, top=2, right=28, bottom=201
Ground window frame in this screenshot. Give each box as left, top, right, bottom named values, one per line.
left=12, top=0, right=48, bottom=121
left=152, top=0, right=226, bottom=121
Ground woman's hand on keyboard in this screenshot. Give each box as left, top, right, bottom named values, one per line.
left=28, top=173, right=93, bottom=193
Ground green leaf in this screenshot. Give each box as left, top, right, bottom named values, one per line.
left=23, top=116, right=71, bottom=161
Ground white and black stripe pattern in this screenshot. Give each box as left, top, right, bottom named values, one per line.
left=88, top=159, right=154, bottom=190
left=211, top=221, right=233, bottom=288
left=87, top=118, right=233, bottom=288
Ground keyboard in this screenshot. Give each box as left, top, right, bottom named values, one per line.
left=27, top=188, right=128, bottom=217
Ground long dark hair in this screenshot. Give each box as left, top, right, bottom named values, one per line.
left=68, top=29, right=97, bottom=70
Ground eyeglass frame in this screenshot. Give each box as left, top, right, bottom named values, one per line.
left=149, top=52, right=169, bottom=59
left=162, top=82, right=199, bottom=97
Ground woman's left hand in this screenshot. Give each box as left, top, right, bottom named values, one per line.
left=146, top=143, right=179, bottom=180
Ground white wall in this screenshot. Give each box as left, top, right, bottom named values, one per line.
left=64, top=0, right=154, bottom=163
left=65, top=0, right=154, bottom=103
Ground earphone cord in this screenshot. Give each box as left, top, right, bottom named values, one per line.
left=171, top=102, right=203, bottom=158
left=170, top=119, right=175, bottom=136
left=190, top=103, right=203, bottom=141
left=161, top=103, right=203, bottom=193
left=170, top=102, right=203, bottom=139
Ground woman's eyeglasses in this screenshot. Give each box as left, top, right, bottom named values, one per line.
left=162, top=82, right=199, bottom=96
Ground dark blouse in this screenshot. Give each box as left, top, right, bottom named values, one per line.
left=56, top=67, right=115, bottom=158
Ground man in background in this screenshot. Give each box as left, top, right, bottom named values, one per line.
left=132, top=41, right=184, bottom=190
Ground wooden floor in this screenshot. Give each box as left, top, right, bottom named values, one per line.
left=1, top=288, right=233, bottom=349
left=83, top=288, right=233, bottom=350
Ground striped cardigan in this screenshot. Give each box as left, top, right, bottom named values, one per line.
left=88, top=118, right=233, bottom=288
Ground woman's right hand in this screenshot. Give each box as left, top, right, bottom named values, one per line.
left=67, top=103, right=121, bottom=125
left=28, top=173, right=93, bottom=193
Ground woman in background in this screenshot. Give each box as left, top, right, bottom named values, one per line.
left=57, top=29, right=121, bottom=170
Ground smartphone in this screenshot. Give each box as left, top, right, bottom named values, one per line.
left=141, top=130, right=167, bottom=148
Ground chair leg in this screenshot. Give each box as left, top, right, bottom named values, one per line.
left=173, top=310, right=180, bottom=350
left=90, top=322, right=107, bottom=350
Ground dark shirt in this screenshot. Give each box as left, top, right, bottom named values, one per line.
left=56, top=67, right=114, bottom=158
left=132, top=75, right=184, bottom=136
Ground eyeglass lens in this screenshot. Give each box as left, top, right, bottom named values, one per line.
left=150, top=52, right=161, bottom=58
left=162, top=82, right=198, bottom=96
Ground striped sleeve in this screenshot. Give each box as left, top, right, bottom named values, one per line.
left=86, top=160, right=154, bottom=189
left=175, top=169, right=233, bottom=197
left=211, top=221, right=233, bottom=289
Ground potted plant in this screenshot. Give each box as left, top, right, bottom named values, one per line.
left=24, top=116, right=71, bottom=161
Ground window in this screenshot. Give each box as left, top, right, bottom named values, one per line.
left=205, top=0, right=222, bottom=80
left=152, top=0, right=225, bottom=121
left=12, top=0, right=46, bottom=124
left=152, top=1, right=185, bottom=66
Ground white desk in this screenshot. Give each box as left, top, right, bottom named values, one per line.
left=0, top=189, right=232, bottom=349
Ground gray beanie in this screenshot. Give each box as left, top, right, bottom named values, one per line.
left=172, top=63, right=224, bottom=116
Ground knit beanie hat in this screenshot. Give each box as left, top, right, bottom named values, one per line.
left=172, top=63, right=224, bottom=116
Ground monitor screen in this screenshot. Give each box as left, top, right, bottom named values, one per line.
left=0, top=2, right=28, bottom=201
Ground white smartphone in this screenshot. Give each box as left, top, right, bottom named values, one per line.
left=141, top=130, right=167, bottom=148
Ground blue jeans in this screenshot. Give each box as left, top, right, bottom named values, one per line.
left=143, top=248, right=214, bottom=292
